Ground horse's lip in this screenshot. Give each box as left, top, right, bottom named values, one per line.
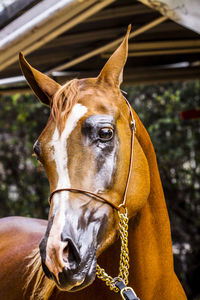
left=69, top=256, right=97, bottom=292
left=53, top=250, right=97, bottom=292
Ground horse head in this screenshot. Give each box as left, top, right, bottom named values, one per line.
left=19, top=26, right=150, bottom=292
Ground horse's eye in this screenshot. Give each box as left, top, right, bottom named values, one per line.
left=98, top=127, right=113, bottom=141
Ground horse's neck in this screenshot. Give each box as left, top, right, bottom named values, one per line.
left=127, top=114, right=187, bottom=299
left=129, top=172, right=174, bottom=298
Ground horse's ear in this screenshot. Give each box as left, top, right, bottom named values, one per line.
left=19, top=52, right=60, bottom=106
left=98, top=25, right=131, bottom=87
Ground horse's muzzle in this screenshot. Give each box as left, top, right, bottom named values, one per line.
left=58, top=255, right=97, bottom=291
left=39, top=235, right=97, bottom=291
left=39, top=199, right=109, bottom=291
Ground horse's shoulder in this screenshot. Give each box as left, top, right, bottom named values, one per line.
left=0, top=217, right=47, bottom=299
left=0, top=216, right=47, bottom=267
left=0, top=216, right=47, bottom=237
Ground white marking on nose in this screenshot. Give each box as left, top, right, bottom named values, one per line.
left=45, top=103, right=87, bottom=276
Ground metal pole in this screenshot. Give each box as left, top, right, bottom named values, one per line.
left=0, top=0, right=116, bottom=71
left=47, top=16, right=168, bottom=74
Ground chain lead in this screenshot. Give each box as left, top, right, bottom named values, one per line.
left=96, top=208, right=129, bottom=293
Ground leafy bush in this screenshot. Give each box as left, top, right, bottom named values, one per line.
left=0, top=93, right=49, bottom=218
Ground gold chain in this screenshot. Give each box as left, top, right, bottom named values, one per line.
left=96, top=208, right=129, bottom=293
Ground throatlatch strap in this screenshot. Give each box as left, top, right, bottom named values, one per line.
left=115, top=280, right=140, bottom=300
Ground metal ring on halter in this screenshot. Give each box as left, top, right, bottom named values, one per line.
left=114, top=277, right=140, bottom=300
left=120, top=286, right=138, bottom=300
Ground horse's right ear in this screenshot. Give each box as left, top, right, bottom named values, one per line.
left=98, top=25, right=131, bottom=87
left=19, top=52, right=60, bottom=106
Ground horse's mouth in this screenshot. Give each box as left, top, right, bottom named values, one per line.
left=70, top=257, right=97, bottom=292
left=54, top=253, right=97, bottom=292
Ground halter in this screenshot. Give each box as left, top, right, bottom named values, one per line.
left=48, top=96, right=140, bottom=300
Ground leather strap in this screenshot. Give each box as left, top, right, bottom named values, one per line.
left=49, top=188, right=119, bottom=210
left=122, top=97, right=136, bottom=207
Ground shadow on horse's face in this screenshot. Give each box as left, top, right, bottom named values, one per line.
left=19, top=26, right=150, bottom=292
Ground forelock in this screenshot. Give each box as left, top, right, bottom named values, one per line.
left=51, top=79, right=79, bottom=133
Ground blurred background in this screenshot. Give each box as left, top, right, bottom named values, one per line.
left=0, top=0, right=200, bottom=299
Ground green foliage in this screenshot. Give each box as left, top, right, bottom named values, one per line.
left=0, top=93, right=49, bottom=218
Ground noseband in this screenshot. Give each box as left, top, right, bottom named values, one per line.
left=48, top=96, right=139, bottom=300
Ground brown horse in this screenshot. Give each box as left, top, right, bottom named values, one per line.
left=0, top=27, right=187, bottom=300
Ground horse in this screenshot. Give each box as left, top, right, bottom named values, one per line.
left=0, top=26, right=187, bottom=300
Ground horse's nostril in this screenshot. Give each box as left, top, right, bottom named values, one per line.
left=63, top=243, right=69, bottom=263
left=62, top=239, right=81, bottom=270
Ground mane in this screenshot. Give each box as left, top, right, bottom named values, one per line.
left=51, top=78, right=79, bottom=133
left=24, top=248, right=57, bottom=300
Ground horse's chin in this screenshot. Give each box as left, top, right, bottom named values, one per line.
left=56, top=275, right=95, bottom=293
left=69, top=275, right=95, bottom=292
left=55, top=256, right=97, bottom=292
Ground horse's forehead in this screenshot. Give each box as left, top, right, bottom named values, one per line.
left=79, top=78, right=118, bottom=97
left=78, top=82, right=120, bottom=113
left=39, top=80, right=121, bottom=141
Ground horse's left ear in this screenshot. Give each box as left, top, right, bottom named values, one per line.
left=19, top=52, right=60, bottom=106
left=98, top=25, right=131, bottom=87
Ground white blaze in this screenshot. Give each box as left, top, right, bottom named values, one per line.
left=45, top=104, right=88, bottom=277
left=50, top=103, right=88, bottom=214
